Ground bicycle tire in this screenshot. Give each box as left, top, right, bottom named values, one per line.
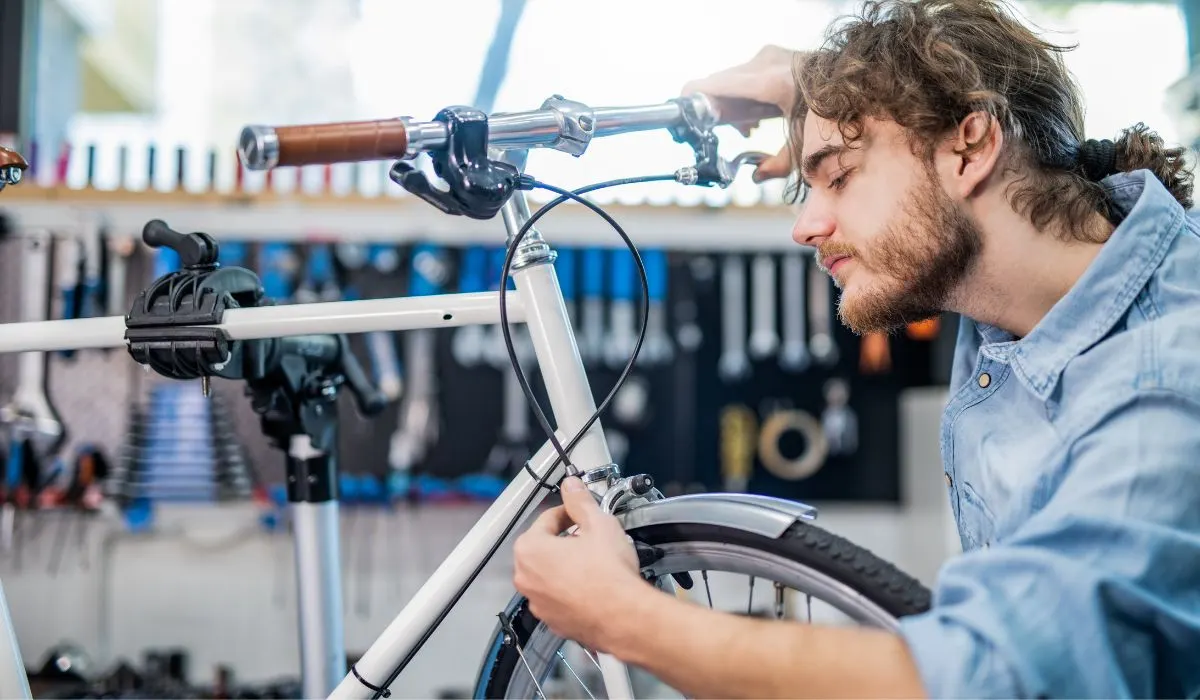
left=476, top=519, right=932, bottom=698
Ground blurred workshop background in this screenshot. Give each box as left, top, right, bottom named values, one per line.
left=0, top=0, right=1198, bottom=697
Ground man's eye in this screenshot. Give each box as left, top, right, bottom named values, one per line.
left=830, top=170, right=851, bottom=190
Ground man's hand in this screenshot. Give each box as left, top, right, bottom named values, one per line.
left=512, top=476, right=647, bottom=653
left=680, top=45, right=807, bottom=181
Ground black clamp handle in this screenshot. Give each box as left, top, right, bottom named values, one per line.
left=389, top=106, right=520, bottom=220
left=124, top=221, right=385, bottom=454
left=125, top=220, right=263, bottom=379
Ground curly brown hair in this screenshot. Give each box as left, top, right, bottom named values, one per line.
left=788, top=0, right=1194, bottom=242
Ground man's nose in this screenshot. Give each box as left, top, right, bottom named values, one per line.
left=792, top=197, right=834, bottom=248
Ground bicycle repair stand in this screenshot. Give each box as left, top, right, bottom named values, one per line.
left=123, top=221, right=385, bottom=699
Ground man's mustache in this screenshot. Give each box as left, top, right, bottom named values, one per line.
left=815, top=241, right=860, bottom=273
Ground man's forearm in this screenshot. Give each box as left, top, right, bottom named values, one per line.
left=602, top=583, right=927, bottom=699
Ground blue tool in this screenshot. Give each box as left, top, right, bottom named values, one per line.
left=259, top=243, right=297, bottom=302
left=605, top=248, right=638, bottom=367
left=578, top=248, right=606, bottom=364
left=640, top=248, right=674, bottom=365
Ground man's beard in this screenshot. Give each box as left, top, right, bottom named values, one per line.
left=822, top=172, right=982, bottom=335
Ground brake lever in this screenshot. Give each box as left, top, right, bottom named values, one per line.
left=730, top=151, right=770, bottom=174
left=675, top=150, right=772, bottom=188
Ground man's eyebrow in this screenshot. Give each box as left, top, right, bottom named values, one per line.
left=801, top=144, right=849, bottom=184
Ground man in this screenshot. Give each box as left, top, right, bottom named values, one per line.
left=512, top=0, right=1200, bottom=696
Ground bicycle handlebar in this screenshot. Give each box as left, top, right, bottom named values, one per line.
left=237, top=94, right=781, bottom=170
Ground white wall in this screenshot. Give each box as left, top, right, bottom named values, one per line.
left=1, top=388, right=954, bottom=698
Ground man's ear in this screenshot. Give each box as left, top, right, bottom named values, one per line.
left=940, top=111, right=1003, bottom=199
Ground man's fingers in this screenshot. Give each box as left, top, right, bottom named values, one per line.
left=529, top=504, right=575, bottom=535
left=681, top=72, right=760, bottom=103
left=559, top=476, right=603, bottom=527
left=752, top=146, right=793, bottom=182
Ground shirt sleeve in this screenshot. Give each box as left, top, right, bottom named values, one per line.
left=897, top=388, right=1200, bottom=698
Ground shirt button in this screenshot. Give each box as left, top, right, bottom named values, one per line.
left=977, top=372, right=992, bottom=388
left=944, top=473, right=953, bottom=487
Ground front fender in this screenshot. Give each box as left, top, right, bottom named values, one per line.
left=617, top=491, right=817, bottom=539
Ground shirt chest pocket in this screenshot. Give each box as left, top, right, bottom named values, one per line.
left=956, top=480, right=997, bottom=551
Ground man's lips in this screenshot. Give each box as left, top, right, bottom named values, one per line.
left=823, top=254, right=851, bottom=273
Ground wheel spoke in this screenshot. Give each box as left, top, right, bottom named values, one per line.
left=774, top=582, right=785, bottom=620
left=583, top=647, right=605, bottom=675
left=702, top=570, right=713, bottom=608
left=556, top=649, right=596, bottom=700
left=747, top=575, right=756, bottom=615
left=806, top=593, right=812, bottom=623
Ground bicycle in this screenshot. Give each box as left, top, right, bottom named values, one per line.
left=0, top=94, right=931, bottom=699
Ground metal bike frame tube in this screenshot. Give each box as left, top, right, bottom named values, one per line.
left=503, top=196, right=613, bottom=473
left=293, top=500, right=346, bottom=699
left=0, top=292, right=527, bottom=354
left=500, top=189, right=627, bottom=696
left=329, top=437, right=567, bottom=699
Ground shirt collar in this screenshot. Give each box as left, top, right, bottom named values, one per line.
left=974, top=169, right=1185, bottom=401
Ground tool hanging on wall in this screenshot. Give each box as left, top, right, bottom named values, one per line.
left=666, top=254, right=707, bottom=496
left=718, top=254, right=751, bottom=382
left=47, top=444, right=109, bottom=576
left=451, top=246, right=490, bottom=368
left=906, top=317, right=940, bottom=341
left=757, top=399, right=828, bottom=482
left=578, top=248, right=606, bottom=365
left=103, top=228, right=134, bottom=321
left=475, top=250, right=535, bottom=497
left=1, top=231, right=66, bottom=556
left=338, top=243, right=404, bottom=402
left=602, top=247, right=651, bottom=472
left=807, top=254, right=838, bottom=367
left=259, top=242, right=300, bottom=303
left=748, top=253, right=780, bottom=361
left=1, top=442, right=58, bottom=571
left=476, top=360, right=532, bottom=497
left=821, top=378, right=859, bottom=457
left=55, top=235, right=87, bottom=359
left=639, top=249, right=673, bottom=366
left=388, top=243, right=448, bottom=495
left=80, top=219, right=104, bottom=319
left=334, top=242, right=369, bottom=272
left=859, top=332, right=892, bottom=375
left=778, top=251, right=811, bottom=373
left=606, top=247, right=639, bottom=368
left=293, top=243, right=342, bottom=304
left=719, top=403, right=757, bottom=492
left=365, top=327, right=404, bottom=403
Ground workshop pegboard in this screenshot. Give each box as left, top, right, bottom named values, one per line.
left=0, top=195, right=960, bottom=507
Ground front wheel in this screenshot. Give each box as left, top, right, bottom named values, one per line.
left=476, top=520, right=932, bottom=699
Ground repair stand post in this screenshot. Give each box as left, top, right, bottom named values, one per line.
left=120, top=220, right=385, bottom=700
left=288, top=434, right=345, bottom=700
left=0, top=577, right=31, bottom=699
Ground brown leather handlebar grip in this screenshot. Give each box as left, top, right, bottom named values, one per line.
left=273, top=119, right=410, bottom=167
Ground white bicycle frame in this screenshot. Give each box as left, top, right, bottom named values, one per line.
left=0, top=198, right=627, bottom=698
left=0, top=94, right=815, bottom=699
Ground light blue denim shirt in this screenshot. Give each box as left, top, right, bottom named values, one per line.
left=897, top=169, right=1200, bottom=698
